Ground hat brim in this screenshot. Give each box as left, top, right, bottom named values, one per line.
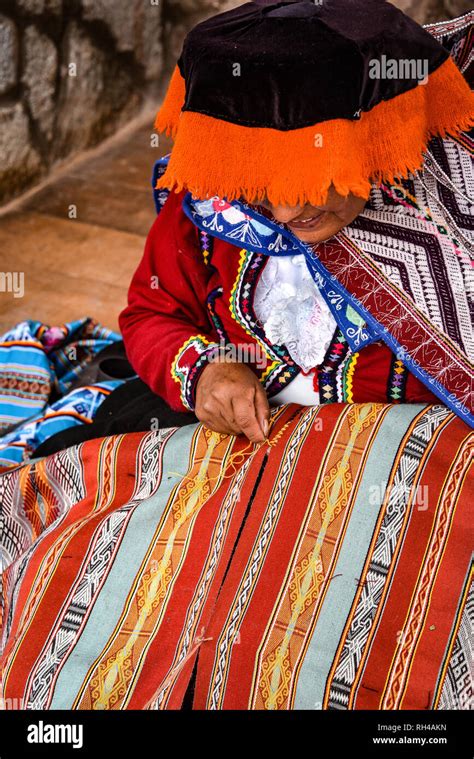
left=155, top=57, right=474, bottom=206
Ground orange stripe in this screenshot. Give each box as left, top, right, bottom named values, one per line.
left=2, top=435, right=132, bottom=704
left=397, top=443, right=472, bottom=709
left=155, top=65, right=186, bottom=138
left=34, top=411, right=94, bottom=425
left=0, top=341, right=43, bottom=349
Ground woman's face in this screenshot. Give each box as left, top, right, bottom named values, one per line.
left=257, top=185, right=368, bottom=244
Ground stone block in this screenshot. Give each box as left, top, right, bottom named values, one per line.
left=0, top=15, right=18, bottom=96
left=0, top=102, right=43, bottom=203
left=15, top=0, right=62, bottom=14
left=81, top=0, right=164, bottom=81
left=55, top=21, right=139, bottom=158
left=22, top=25, right=58, bottom=140
left=81, top=0, right=139, bottom=52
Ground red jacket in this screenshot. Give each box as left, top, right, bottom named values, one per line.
left=120, top=190, right=437, bottom=412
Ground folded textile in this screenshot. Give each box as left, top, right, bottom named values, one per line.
left=0, top=319, right=127, bottom=468
left=32, top=378, right=197, bottom=460
left=1, top=403, right=471, bottom=710
left=0, top=381, right=121, bottom=469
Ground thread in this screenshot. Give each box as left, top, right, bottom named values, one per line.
left=166, top=411, right=299, bottom=491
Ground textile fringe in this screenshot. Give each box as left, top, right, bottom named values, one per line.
left=156, top=65, right=185, bottom=139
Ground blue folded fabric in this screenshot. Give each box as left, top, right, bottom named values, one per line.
left=0, top=318, right=123, bottom=468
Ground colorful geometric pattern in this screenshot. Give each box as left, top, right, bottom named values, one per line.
left=387, top=355, right=409, bottom=403
left=436, top=565, right=473, bottom=711
left=171, top=335, right=220, bottom=411
left=317, top=330, right=352, bottom=404
left=1, top=403, right=471, bottom=710
left=0, top=319, right=122, bottom=468
left=227, top=248, right=300, bottom=397
left=184, top=195, right=377, bottom=351
left=337, top=131, right=473, bottom=418
left=0, top=381, right=121, bottom=469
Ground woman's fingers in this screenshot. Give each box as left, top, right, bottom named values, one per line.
left=254, top=381, right=271, bottom=439
left=195, top=361, right=270, bottom=442
left=231, top=388, right=266, bottom=443
left=198, top=405, right=241, bottom=436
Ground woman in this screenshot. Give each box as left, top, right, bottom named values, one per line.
left=120, top=0, right=474, bottom=442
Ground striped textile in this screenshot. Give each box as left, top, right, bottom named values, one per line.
left=1, top=403, right=472, bottom=710
left=0, top=319, right=122, bottom=468
left=0, top=381, right=122, bottom=470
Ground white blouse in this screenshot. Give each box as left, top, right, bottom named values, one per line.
left=253, top=254, right=337, bottom=405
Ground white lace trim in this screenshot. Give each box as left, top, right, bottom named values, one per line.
left=254, top=254, right=337, bottom=373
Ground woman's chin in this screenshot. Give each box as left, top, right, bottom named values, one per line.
left=288, top=221, right=342, bottom=244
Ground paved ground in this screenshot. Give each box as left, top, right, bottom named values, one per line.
left=0, top=114, right=172, bottom=334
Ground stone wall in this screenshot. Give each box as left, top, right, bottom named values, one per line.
left=0, top=0, right=471, bottom=205
left=393, top=0, right=471, bottom=24
left=0, top=0, right=232, bottom=205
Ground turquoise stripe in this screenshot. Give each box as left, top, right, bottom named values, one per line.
left=50, top=424, right=198, bottom=708
left=293, top=404, right=422, bottom=710
left=0, top=346, right=50, bottom=364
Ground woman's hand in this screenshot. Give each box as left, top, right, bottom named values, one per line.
left=195, top=361, right=270, bottom=442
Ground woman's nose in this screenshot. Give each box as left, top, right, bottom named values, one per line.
left=267, top=204, right=303, bottom=223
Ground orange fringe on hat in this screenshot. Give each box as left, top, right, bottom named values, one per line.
left=155, top=57, right=474, bottom=206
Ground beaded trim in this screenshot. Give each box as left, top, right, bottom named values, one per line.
left=387, top=354, right=409, bottom=403
left=228, top=249, right=300, bottom=394
left=344, top=353, right=359, bottom=404
left=198, top=228, right=214, bottom=267
left=206, top=287, right=228, bottom=343
left=171, top=334, right=220, bottom=410
left=317, top=330, right=352, bottom=404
